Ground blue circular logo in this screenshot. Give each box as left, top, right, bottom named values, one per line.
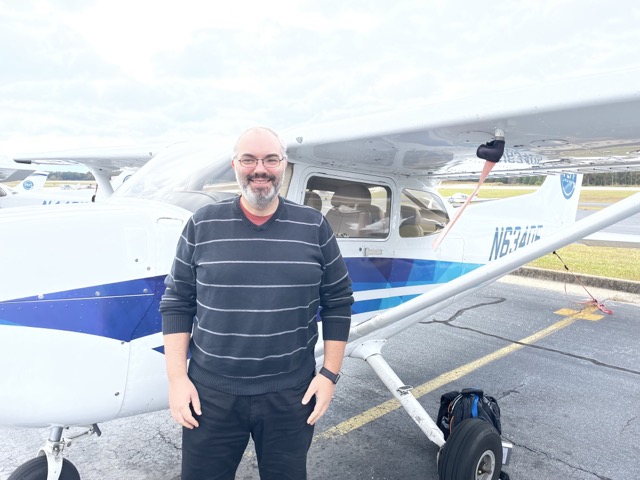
left=23, top=180, right=34, bottom=190
left=560, top=173, right=577, bottom=199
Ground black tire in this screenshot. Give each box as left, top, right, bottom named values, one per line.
left=438, top=418, right=502, bottom=480
left=8, top=456, right=80, bottom=480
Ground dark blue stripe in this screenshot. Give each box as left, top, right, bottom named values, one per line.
left=0, top=258, right=482, bottom=341
left=0, top=277, right=166, bottom=342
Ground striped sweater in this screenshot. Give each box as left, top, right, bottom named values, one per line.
left=160, top=196, right=353, bottom=395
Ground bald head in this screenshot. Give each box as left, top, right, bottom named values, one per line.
left=232, top=127, right=287, bottom=161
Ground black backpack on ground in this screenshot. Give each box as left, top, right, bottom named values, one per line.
left=437, top=387, right=502, bottom=441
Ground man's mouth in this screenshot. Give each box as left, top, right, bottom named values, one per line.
left=248, top=175, right=274, bottom=186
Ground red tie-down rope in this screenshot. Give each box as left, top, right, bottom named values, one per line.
left=551, top=250, right=614, bottom=315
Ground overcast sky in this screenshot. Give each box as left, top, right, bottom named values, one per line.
left=1, top=0, right=639, bottom=159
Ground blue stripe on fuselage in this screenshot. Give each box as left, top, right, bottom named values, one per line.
left=345, top=257, right=480, bottom=291
left=0, top=277, right=166, bottom=342
left=0, top=258, right=482, bottom=341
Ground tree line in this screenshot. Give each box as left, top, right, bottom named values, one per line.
left=47, top=171, right=95, bottom=181
left=488, top=171, right=640, bottom=186
left=48, top=170, right=640, bottom=186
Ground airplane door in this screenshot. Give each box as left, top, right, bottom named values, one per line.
left=119, top=216, right=187, bottom=418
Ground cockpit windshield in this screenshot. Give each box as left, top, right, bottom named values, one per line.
left=114, top=141, right=239, bottom=210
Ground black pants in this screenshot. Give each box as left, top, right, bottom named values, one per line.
left=181, top=379, right=315, bottom=480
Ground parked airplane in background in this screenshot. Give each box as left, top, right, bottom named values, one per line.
left=0, top=144, right=158, bottom=208
left=0, top=171, right=97, bottom=208
left=1, top=69, right=640, bottom=480
left=12, top=170, right=49, bottom=192
left=11, top=143, right=163, bottom=199
left=0, top=156, right=36, bottom=183
left=0, top=171, right=52, bottom=207
left=446, top=191, right=496, bottom=206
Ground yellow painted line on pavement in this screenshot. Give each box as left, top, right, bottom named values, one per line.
left=318, top=305, right=603, bottom=440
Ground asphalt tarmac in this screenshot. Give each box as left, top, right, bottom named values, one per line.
left=575, top=209, right=640, bottom=236
left=1, top=277, right=639, bottom=480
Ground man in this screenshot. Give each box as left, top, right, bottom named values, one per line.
left=160, top=126, right=353, bottom=480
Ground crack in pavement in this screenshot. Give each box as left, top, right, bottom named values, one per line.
left=497, top=382, right=526, bottom=401
left=157, top=430, right=181, bottom=451
left=621, top=414, right=638, bottom=433
left=423, top=297, right=640, bottom=377
left=420, top=297, right=507, bottom=325
left=510, top=440, right=613, bottom=480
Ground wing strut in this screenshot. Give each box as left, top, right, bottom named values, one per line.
left=433, top=130, right=505, bottom=249
left=345, top=191, right=640, bottom=348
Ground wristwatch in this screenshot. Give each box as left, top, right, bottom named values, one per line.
left=319, top=366, right=341, bottom=384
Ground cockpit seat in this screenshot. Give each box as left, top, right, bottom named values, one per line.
left=399, top=205, right=424, bottom=237
left=325, top=184, right=372, bottom=237
left=303, top=190, right=323, bottom=211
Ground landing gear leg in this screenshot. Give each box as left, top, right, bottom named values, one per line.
left=351, top=340, right=510, bottom=480
left=350, top=340, right=446, bottom=448
left=8, top=424, right=100, bottom=480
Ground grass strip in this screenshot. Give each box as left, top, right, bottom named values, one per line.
left=528, top=244, right=640, bottom=282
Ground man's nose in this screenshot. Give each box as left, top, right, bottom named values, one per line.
left=253, top=160, right=268, bottom=173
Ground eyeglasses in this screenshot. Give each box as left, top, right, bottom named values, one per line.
left=236, top=155, right=284, bottom=169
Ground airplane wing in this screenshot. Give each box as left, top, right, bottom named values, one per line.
left=12, top=143, right=167, bottom=197
left=285, top=68, right=640, bottom=180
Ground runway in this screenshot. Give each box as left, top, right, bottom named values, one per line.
left=1, top=277, right=639, bottom=479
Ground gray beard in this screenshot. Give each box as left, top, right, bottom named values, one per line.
left=236, top=172, right=283, bottom=211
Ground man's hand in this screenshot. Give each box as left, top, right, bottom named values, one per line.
left=302, top=374, right=336, bottom=425
left=169, top=375, right=202, bottom=429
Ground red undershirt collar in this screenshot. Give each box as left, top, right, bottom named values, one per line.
left=239, top=198, right=274, bottom=225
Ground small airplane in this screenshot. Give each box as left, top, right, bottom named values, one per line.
left=11, top=143, right=163, bottom=199
left=0, top=144, right=160, bottom=208
left=0, top=156, right=36, bottom=183
left=1, top=69, right=640, bottom=480
left=445, top=191, right=496, bottom=206
left=0, top=169, right=48, bottom=199
left=0, top=171, right=98, bottom=208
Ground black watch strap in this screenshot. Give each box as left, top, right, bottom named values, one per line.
left=319, top=366, right=341, bottom=384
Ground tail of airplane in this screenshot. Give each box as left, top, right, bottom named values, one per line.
left=16, top=170, right=49, bottom=192
left=455, top=173, right=583, bottom=263
left=520, top=172, right=583, bottom=227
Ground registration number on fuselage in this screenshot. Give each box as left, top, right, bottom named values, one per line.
left=489, top=224, right=543, bottom=261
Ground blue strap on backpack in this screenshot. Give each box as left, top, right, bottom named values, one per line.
left=436, top=387, right=502, bottom=440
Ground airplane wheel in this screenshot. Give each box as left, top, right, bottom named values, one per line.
left=438, top=418, right=502, bottom=480
left=8, top=456, right=80, bottom=480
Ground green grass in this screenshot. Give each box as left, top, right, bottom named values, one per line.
left=528, top=244, right=640, bottom=282
left=438, top=186, right=639, bottom=204
left=439, top=186, right=535, bottom=199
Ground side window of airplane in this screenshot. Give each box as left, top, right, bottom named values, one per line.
left=304, top=177, right=390, bottom=239
left=400, top=189, right=450, bottom=237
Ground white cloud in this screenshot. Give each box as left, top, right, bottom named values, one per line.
left=0, top=0, right=638, bottom=157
